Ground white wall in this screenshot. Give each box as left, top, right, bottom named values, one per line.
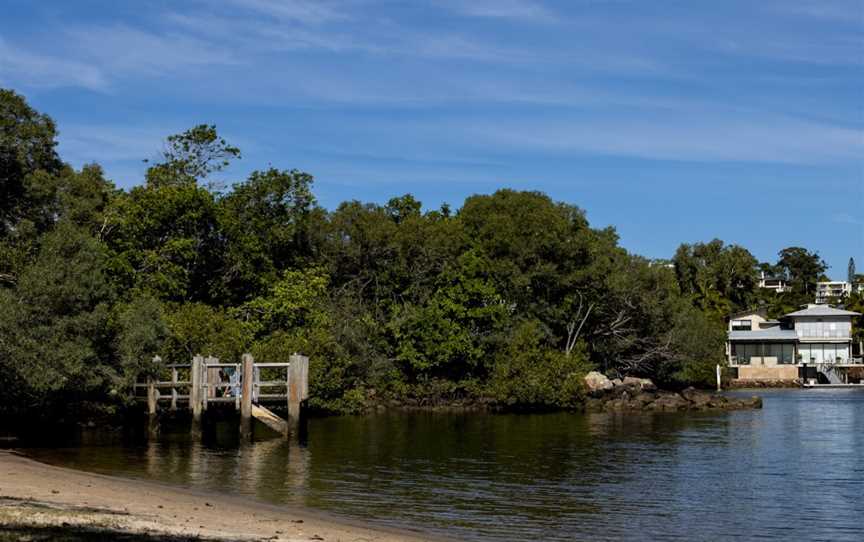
left=793, top=317, right=852, bottom=340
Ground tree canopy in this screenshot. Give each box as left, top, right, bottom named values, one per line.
left=0, top=88, right=852, bottom=422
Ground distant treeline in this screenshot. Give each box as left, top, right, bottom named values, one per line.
left=1, top=89, right=861, bottom=421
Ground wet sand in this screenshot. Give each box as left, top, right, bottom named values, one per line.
left=0, top=451, right=442, bottom=541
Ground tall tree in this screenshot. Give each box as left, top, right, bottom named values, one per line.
left=216, top=168, right=316, bottom=303
left=0, top=223, right=116, bottom=416
left=0, top=89, right=63, bottom=235
left=144, top=124, right=240, bottom=188
left=776, top=247, right=827, bottom=303
left=672, top=239, right=758, bottom=318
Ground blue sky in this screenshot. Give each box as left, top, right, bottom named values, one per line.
left=1, top=0, right=862, bottom=275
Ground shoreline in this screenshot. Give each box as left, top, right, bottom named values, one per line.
left=0, top=450, right=444, bottom=541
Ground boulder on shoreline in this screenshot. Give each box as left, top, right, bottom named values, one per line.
left=582, top=373, right=762, bottom=413
left=584, top=371, right=614, bottom=392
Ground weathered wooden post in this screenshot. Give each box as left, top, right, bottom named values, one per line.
left=147, top=356, right=161, bottom=437
left=170, top=365, right=178, bottom=412
left=201, top=356, right=216, bottom=412
left=716, top=364, right=722, bottom=392
left=146, top=377, right=157, bottom=416
left=191, top=355, right=203, bottom=427
left=234, top=362, right=241, bottom=411
left=240, top=353, right=254, bottom=440
left=287, top=354, right=309, bottom=434
left=206, top=356, right=220, bottom=401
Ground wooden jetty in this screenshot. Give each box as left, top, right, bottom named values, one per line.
left=137, top=353, right=309, bottom=439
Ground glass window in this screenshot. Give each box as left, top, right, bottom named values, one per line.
left=732, top=319, right=752, bottom=331
left=800, top=345, right=813, bottom=363
left=767, top=344, right=782, bottom=360
left=781, top=344, right=794, bottom=364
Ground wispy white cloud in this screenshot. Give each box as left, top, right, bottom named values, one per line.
left=163, top=12, right=377, bottom=53
left=833, top=213, right=864, bottom=226
left=0, top=37, right=108, bottom=91
left=66, top=25, right=239, bottom=78
left=436, top=0, right=556, bottom=21
left=455, top=113, right=864, bottom=164
left=770, top=0, right=864, bottom=22
left=58, top=124, right=174, bottom=166
left=220, top=0, right=349, bottom=24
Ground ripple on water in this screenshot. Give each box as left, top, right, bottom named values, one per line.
left=24, top=390, right=864, bottom=542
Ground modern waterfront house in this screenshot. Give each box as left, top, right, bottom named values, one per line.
left=815, top=281, right=854, bottom=304
left=727, top=305, right=862, bottom=384
left=758, top=271, right=789, bottom=293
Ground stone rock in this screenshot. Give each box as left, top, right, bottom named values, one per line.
left=604, top=398, right=627, bottom=411
left=583, top=398, right=605, bottom=412
left=742, top=396, right=763, bottom=409
left=708, top=395, right=729, bottom=409
left=584, top=371, right=613, bottom=392
left=651, top=393, right=688, bottom=411
left=639, top=378, right=657, bottom=392
left=633, top=392, right=656, bottom=406
left=611, top=378, right=623, bottom=387
left=622, top=376, right=642, bottom=387
left=680, top=387, right=702, bottom=402
left=623, top=376, right=657, bottom=391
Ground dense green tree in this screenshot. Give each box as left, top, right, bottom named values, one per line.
left=389, top=249, right=510, bottom=379
left=216, top=168, right=316, bottom=303
left=458, top=190, right=611, bottom=350
left=106, top=183, right=221, bottom=302
left=144, top=124, right=240, bottom=188
left=488, top=320, right=590, bottom=408
left=845, top=291, right=864, bottom=348
left=113, top=294, right=168, bottom=387
left=2, top=88, right=815, bottom=419
left=0, top=89, right=63, bottom=235
left=673, top=239, right=758, bottom=319
left=161, top=302, right=250, bottom=363
left=776, top=246, right=827, bottom=303
left=0, top=223, right=116, bottom=415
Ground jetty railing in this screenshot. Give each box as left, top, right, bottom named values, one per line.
left=134, top=353, right=309, bottom=438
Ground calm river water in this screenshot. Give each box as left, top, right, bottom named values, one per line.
left=21, top=389, right=864, bottom=541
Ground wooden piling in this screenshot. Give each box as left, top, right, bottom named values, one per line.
left=206, top=356, right=220, bottom=401
left=240, top=353, right=254, bottom=439
left=716, top=364, right=722, bottom=392
left=147, top=356, right=161, bottom=438
left=287, top=354, right=309, bottom=433
left=191, top=355, right=203, bottom=426
left=170, top=366, right=178, bottom=412
left=146, top=378, right=157, bottom=416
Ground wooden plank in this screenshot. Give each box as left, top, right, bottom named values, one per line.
left=255, top=381, right=288, bottom=388
left=134, top=381, right=192, bottom=388
left=251, top=404, right=288, bottom=437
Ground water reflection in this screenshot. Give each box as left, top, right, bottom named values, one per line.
left=23, top=390, right=864, bottom=541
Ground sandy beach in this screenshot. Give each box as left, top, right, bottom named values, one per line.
left=0, top=451, right=441, bottom=541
